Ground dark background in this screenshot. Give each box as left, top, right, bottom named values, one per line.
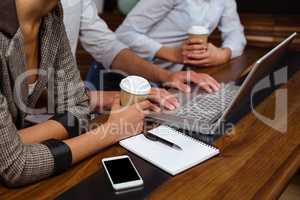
left=104, top=0, right=300, bottom=14
left=237, top=0, right=300, bottom=14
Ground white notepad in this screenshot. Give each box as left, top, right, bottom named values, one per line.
left=120, top=125, right=220, bottom=176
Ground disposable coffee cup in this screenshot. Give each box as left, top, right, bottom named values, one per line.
left=120, top=76, right=151, bottom=107
left=188, top=26, right=209, bottom=44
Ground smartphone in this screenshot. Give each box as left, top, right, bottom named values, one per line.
left=102, top=155, right=144, bottom=191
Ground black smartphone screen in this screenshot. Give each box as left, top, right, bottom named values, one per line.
left=104, top=158, right=141, bottom=184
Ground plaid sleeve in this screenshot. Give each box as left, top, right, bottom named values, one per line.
left=0, top=91, right=55, bottom=187
left=52, top=20, right=90, bottom=134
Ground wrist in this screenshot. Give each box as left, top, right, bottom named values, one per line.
left=96, top=123, right=119, bottom=144
left=221, top=48, right=232, bottom=62
left=156, top=47, right=182, bottom=64
left=155, top=68, right=173, bottom=83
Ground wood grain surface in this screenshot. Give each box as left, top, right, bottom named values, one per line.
left=0, top=47, right=299, bottom=200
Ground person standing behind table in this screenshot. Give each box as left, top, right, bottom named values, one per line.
left=116, top=0, right=247, bottom=71
left=61, top=0, right=220, bottom=99
left=0, top=0, right=154, bottom=187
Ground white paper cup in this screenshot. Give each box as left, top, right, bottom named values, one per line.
left=120, top=76, right=151, bottom=106
left=188, top=26, right=209, bottom=44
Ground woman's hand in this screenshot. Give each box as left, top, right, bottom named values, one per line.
left=148, top=88, right=179, bottom=111
left=64, top=98, right=157, bottom=165
left=88, top=89, right=179, bottom=112
left=182, top=39, right=231, bottom=67
left=104, top=97, right=157, bottom=142
left=163, top=71, right=220, bottom=93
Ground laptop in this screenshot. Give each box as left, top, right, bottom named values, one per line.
left=148, top=32, right=297, bottom=135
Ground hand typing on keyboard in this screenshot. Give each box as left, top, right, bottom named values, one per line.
left=176, top=82, right=240, bottom=122
left=162, top=71, right=221, bottom=94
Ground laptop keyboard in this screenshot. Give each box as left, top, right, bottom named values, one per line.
left=175, top=82, right=240, bottom=123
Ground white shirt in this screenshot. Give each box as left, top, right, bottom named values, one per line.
left=116, top=0, right=247, bottom=71
left=61, top=0, right=127, bottom=68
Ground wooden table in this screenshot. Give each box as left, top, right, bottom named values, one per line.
left=0, top=47, right=299, bottom=200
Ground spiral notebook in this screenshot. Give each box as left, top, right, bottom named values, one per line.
left=120, top=125, right=220, bottom=176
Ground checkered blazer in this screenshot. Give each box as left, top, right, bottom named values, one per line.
left=0, top=4, right=89, bottom=187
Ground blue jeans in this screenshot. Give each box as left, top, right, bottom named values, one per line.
left=85, top=61, right=126, bottom=91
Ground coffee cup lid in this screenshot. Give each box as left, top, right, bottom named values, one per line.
left=188, top=26, right=209, bottom=35
left=120, top=76, right=151, bottom=95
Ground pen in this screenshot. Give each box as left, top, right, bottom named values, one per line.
left=144, top=132, right=183, bottom=151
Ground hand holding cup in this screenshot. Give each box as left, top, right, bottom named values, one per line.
left=182, top=26, right=210, bottom=64
left=120, top=76, right=152, bottom=107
